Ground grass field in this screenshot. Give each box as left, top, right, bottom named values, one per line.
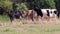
left=0, top=15, right=60, bottom=34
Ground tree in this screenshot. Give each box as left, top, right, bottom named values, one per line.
left=45, top=0, right=55, bottom=9
left=54, top=0, right=60, bottom=18
left=9, top=0, right=55, bottom=9
left=24, top=0, right=55, bottom=9
left=0, top=0, right=12, bottom=10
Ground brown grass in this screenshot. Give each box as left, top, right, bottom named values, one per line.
left=0, top=18, right=60, bottom=34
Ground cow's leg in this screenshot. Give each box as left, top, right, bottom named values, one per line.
left=19, top=16, right=22, bottom=22
left=31, top=10, right=34, bottom=21
left=36, top=16, right=39, bottom=21
left=26, top=15, right=28, bottom=20
left=27, top=15, right=30, bottom=20
left=37, top=15, right=42, bottom=20
left=31, top=15, right=34, bottom=21
left=26, top=15, right=30, bottom=20
left=46, top=16, right=50, bottom=21
left=10, top=17, right=14, bottom=23
left=25, top=14, right=28, bottom=20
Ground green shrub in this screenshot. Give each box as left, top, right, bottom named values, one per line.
left=0, top=0, right=28, bottom=11
left=17, top=3, right=28, bottom=10
left=0, top=0, right=12, bottom=10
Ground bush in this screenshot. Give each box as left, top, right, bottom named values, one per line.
left=45, top=0, right=55, bottom=9
left=0, top=0, right=12, bottom=10
left=0, top=0, right=28, bottom=11
left=17, top=3, right=28, bottom=10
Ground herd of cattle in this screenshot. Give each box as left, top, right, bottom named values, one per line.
left=0, top=7, right=58, bottom=22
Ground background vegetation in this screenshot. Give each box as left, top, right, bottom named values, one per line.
left=0, top=0, right=55, bottom=10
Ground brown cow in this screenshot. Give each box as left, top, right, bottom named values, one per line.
left=22, top=10, right=38, bottom=21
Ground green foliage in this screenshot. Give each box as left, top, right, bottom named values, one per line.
left=24, top=0, right=55, bottom=9
left=0, top=15, right=10, bottom=23
left=0, top=0, right=12, bottom=10
left=45, top=0, right=55, bottom=9
left=0, top=0, right=55, bottom=10
left=55, top=0, right=60, bottom=17
left=17, top=3, right=28, bottom=10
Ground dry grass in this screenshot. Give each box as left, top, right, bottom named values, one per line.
left=0, top=18, right=60, bottom=34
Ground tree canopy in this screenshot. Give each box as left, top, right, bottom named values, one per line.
left=0, top=0, right=55, bottom=10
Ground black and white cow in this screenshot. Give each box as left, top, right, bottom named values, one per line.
left=41, top=9, right=57, bottom=20
left=33, top=7, right=43, bottom=20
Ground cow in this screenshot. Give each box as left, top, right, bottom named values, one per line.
left=33, top=7, right=43, bottom=21
left=49, top=9, right=57, bottom=18
left=7, top=9, right=23, bottom=23
left=22, top=10, right=34, bottom=21
left=46, top=10, right=50, bottom=20
left=40, top=9, right=51, bottom=21
left=41, top=9, right=58, bottom=21
left=43, top=9, right=57, bottom=21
